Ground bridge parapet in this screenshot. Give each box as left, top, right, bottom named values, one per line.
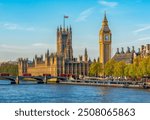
left=0, top=75, right=67, bottom=84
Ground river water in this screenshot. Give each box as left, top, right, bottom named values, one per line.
left=0, top=80, right=150, bottom=103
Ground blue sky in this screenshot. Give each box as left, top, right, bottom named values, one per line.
left=0, top=0, right=150, bottom=61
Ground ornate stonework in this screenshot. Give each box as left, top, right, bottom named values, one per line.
left=99, top=12, right=112, bottom=65
left=18, top=26, right=91, bottom=77
left=113, top=44, right=150, bottom=64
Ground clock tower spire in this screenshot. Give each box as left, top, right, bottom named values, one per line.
left=99, top=12, right=112, bottom=65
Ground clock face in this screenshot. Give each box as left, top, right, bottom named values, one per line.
left=105, top=35, right=109, bottom=40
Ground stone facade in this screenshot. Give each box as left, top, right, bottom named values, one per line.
left=18, top=26, right=91, bottom=77
left=99, top=12, right=112, bottom=65
left=113, top=44, right=150, bottom=64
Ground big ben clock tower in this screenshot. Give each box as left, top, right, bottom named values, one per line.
left=99, top=12, right=112, bottom=65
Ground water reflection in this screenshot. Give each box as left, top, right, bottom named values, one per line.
left=0, top=83, right=150, bottom=103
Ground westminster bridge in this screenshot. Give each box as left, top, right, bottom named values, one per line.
left=0, top=75, right=67, bottom=84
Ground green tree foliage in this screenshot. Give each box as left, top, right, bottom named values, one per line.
left=113, top=61, right=126, bottom=77
left=104, top=56, right=150, bottom=80
left=104, top=59, right=116, bottom=76
left=124, top=64, right=130, bottom=77
left=128, top=64, right=137, bottom=79
left=0, top=64, right=18, bottom=76
left=147, top=57, right=150, bottom=76
left=140, top=56, right=150, bottom=77
left=89, top=62, right=103, bottom=76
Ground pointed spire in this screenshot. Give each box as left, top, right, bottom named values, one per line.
left=100, top=11, right=110, bottom=33
left=57, top=26, right=59, bottom=31
left=60, top=25, right=62, bottom=31
left=84, top=48, right=87, bottom=56
left=47, top=49, right=49, bottom=56
left=89, top=58, right=91, bottom=62
left=104, top=11, right=108, bottom=22
left=70, top=25, right=72, bottom=31
left=102, top=11, right=108, bottom=26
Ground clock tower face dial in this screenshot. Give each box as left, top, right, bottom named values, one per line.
left=105, top=35, right=109, bottom=40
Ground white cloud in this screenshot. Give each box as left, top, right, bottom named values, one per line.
left=76, top=7, right=94, bottom=22
left=0, top=43, right=54, bottom=51
left=137, top=37, right=150, bottom=41
left=3, top=23, right=19, bottom=30
left=134, top=25, right=150, bottom=33
left=0, top=44, right=27, bottom=50
left=32, top=43, right=50, bottom=48
left=0, top=23, right=36, bottom=31
left=98, top=0, right=118, bottom=7
left=116, top=36, right=150, bottom=46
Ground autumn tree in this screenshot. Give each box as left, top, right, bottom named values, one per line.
left=104, top=59, right=116, bottom=76
left=0, top=64, right=18, bottom=76
left=113, top=61, right=126, bottom=78
left=89, top=62, right=103, bottom=76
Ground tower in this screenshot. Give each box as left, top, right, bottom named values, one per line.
left=18, top=58, right=28, bottom=76
left=99, top=12, right=112, bottom=65
left=57, top=26, right=73, bottom=60
left=84, top=48, right=88, bottom=62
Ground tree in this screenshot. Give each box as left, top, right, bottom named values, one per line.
left=104, top=59, right=116, bottom=76
left=133, top=56, right=142, bottom=66
left=140, top=56, right=149, bottom=77
left=147, top=56, right=150, bottom=76
left=0, top=64, right=18, bottom=76
left=124, top=64, right=130, bottom=77
left=129, top=64, right=136, bottom=79
left=113, top=61, right=126, bottom=78
left=89, top=62, right=103, bottom=76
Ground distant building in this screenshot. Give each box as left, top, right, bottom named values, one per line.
left=140, top=44, right=150, bottom=58
left=113, top=44, right=150, bottom=64
left=0, top=61, right=18, bottom=66
left=18, top=26, right=92, bottom=76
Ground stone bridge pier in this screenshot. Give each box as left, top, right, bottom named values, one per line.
left=0, top=76, right=66, bottom=84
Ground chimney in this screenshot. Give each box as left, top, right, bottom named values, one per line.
left=132, top=46, right=135, bottom=53
left=121, top=47, right=124, bottom=54
left=126, top=47, right=130, bottom=53
left=116, top=48, right=120, bottom=54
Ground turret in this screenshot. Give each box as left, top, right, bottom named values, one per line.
left=57, top=26, right=59, bottom=32
left=116, top=48, right=120, bottom=54
left=57, top=24, right=73, bottom=60
left=131, top=46, right=135, bottom=53
left=79, top=55, right=83, bottom=62
left=84, top=48, right=88, bottom=62
left=70, top=25, right=72, bottom=33
left=121, top=47, right=125, bottom=54
left=18, top=58, right=28, bottom=76
left=60, top=25, right=62, bottom=32
left=126, top=47, right=130, bottom=53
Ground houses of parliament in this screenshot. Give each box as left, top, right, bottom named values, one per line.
left=18, top=13, right=112, bottom=76
left=18, top=13, right=150, bottom=76
left=18, top=23, right=92, bottom=76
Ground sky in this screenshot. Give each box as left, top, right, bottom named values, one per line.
left=0, top=0, right=150, bottom=61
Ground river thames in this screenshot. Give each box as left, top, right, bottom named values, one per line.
left=0, top=80, right=150, bottom=103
